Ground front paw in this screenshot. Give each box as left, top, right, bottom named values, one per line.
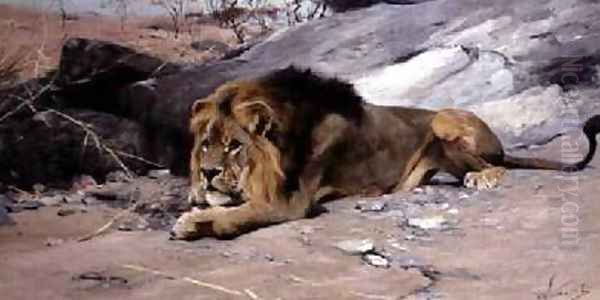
left=170, top=208, right=217, bottom=240
left=464, top=167, right=506, bottom=190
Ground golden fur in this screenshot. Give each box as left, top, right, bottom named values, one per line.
left=171, top=67, right=600, bottom=240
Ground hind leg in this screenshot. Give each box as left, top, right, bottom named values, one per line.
left=432, top=109, right=506, bottom=190
left=394, top=139, right=442, bottom=192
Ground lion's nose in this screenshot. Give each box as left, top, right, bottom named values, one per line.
left=201, top=168, right=221, bottom=181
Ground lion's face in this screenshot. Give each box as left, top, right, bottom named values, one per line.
left=190, top=116, right=252, bottom=206
left=188, top=82, right=284, bottom=207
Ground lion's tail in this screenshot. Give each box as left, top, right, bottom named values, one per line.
left=501, top=115, right=600, bottom=172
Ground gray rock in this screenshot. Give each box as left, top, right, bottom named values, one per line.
left=408, top=216, right=448, bottom=230
left=355, top=200, right=387, bottom=212
left=362, top=253, right=391, bottom=268
left=335, top=239, right=375, bottom=255
left=57, top=208, right=77, bottom=217
left=17, top=200, right=44, bottom=210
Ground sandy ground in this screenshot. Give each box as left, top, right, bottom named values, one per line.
left=1, top=131, right=598, bottom=300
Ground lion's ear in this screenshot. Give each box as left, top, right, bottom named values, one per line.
left=191, top=99, right=208, bottom=116
left=234, top=99, right=275, bottom=136
left=190, top=99, right=215, bottom=134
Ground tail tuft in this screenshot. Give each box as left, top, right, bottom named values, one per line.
left=583, top=115, right=600, bottom=137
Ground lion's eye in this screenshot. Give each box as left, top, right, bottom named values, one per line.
left=228, top=139, right=243, bottom=152
left=200, top=140, right=209, bottom=152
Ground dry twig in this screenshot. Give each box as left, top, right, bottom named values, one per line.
left=122, top=264, right=244, bottom=297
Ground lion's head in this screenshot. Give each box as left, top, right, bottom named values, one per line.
left=188, top=81, right=285, bottom=207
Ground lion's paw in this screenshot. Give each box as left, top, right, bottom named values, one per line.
left=464, top=167, right=506, bottom=190
left=170, top=208, right=216, bottom=240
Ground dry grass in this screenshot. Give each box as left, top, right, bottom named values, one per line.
left=0, top=46, right=23, bottom=89
left=0, top=4, right=238, bottom=81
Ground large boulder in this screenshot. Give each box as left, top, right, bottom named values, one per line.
left=114, top=0, right=599, bottom=150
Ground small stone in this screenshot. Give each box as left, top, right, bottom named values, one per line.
left=57, top=208, right=76, bottom=217
left=356, top=200, right=387, bottom=212
left=118, top=223, right=133, bottom=231
left=18, top=200, right=44, bottom=210
left=408, top=216, right=447, bottom=230
left=413, top=187, right=425, bottom=194
left=45, top=237, right=64, bottom=247
left=136, top=219, right=149, bottom=230
left=148, top=169, right=171, bottom=179
left=264, top=254, right=275, bottom=262
left=335, top=239, right=375, bottom=255
left=362, top=253, right=390, bottom=268
left=458, top=192, right=470, bottom=200
left=447, top=208, right=459, bottom=215
left=387, top=240, right=409, bottom=252
left=438, top=203, right=450, bottom=210
left=404, top=234, right=416, bottom=241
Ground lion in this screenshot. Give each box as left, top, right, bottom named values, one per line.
left=171, top=66, right=600, bottom=240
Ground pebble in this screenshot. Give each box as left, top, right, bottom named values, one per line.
left=447, top=208, right=459, bottom=215
left=362, top=253, right=390, bottom=268
left=45, top=237, right=65, bottom=247
left=355, top=200, right=387, bottom=212
left=118, top=223, right=133, bottom=231
left=458, top=192, right=470, bottom=200
left=335, top=239, right=375, bottom=255
left=408, top=216, right=448, bottom=230
left=18, top=200, right=44, bottom=210
left=57, top=208, right=76, bottom=217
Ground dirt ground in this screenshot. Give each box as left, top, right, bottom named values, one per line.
left=1, top=130, right=598, bottom=299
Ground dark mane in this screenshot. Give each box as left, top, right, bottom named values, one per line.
left=258, top=66, right=365, bottom=194
left=259, top=66, right=364, bottom=122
